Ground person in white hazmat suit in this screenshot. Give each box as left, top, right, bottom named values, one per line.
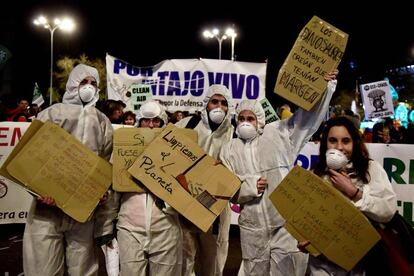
left=116, top=100, right=183, bottom=275
left=219, top=70, right=338, bottom=276
left=175, top=84, right=234, bottom=276
left=23, top=64, right=116, bottom=276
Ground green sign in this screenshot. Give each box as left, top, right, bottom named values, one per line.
left=260, top=98, right=279, bottom=124
left=129, top=83, right=153, bottom=112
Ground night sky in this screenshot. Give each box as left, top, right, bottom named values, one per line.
left=2, top=1, right=414, bottom=105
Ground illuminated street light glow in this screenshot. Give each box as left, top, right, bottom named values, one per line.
left=33, top=15, right=75, bottom=105
left=203, top=28, right=227, bottom=60
left=225, top=28, right=237, bottom=61
left=203, top=27, right=237, bottom=61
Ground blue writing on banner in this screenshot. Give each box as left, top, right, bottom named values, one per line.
left=208, top=72, right=260, bottom=99
left=167, top=71, right=181, bottom=96
left=113, top=59, right=153, bottom=76
left=295, top=154, right=320, bottom=170
left=190, top=71, right=204, bottom=97
left=113, top=61, right=261, bottom=100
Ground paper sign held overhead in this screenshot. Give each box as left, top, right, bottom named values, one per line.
left=127, top=124, right=241, bottom=232
left=275, top=16, right=348, bottom=111
left=269, top=166, right=380, bottom=271
left=0, top=120, right=112, bottom=223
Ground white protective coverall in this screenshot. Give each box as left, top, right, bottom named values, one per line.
left=23, top=64, right=116, bottom=276
left=308, top=160, right=397, bottom=276
left=219, top=80, right=337, bottom=276
left=176, top=84, right=234, bottom=276
left=116, top=100, right=183, bottom=276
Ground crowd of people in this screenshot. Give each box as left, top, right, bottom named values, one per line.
left=1, top=96, right=187, bottom=127
left=3, top=83, right=414, bottom=147
left=0, top=64, right=403, bottom=276
left=308, top=108, right=414, bottom=145
left=1, top=98, right=41, bottom=122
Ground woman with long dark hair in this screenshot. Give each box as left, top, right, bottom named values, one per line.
left=300, top=116, right=397, bottom=275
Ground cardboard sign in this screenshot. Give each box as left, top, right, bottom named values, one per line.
left=275, top=16, right=348, bottom=111
left=128, top=123, right=241, bottom=232
left=269, top=166, right=380, bottom=271
left=113, top=127, right=197, bottom=193
left=0, top=120, right=112, bottom=223
left=360, top=80, right=394, bottom=120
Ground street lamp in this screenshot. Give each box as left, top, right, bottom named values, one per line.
left=203, top=28, right=227, bottom=60
left=33, top=16, right=75, bottom=105
left=225, top=28, right=237, bottom=61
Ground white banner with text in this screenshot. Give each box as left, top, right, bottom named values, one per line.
left=106, top=54, right=267, bottom=113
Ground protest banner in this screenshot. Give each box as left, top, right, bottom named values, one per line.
left=106, top=54, right=267, bottom=112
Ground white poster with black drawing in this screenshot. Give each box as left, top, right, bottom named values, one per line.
left=360, top=80, right=394, bottom=120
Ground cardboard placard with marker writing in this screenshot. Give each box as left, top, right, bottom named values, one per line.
left=269, top=166, right=380, bottom=271
left=127, top=123, right=241, bottom=232
left=113, top=127, right=198, bottom=193
left=275, top=16, right=348, bottom=111
left=0, top=120, right=112, bottom=223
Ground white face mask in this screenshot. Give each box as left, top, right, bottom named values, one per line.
left=79, top=84, right=96, bottom=103
left=236, top=122, right=257, bottom=140
left=326, top=149, right=349, bottom=170
left=209, top=107, right=226, bottom=124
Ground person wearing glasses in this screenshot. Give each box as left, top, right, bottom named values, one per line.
left=116, top=100, right=183, bottom=275
left=175, top=84, right=234, bottom=276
